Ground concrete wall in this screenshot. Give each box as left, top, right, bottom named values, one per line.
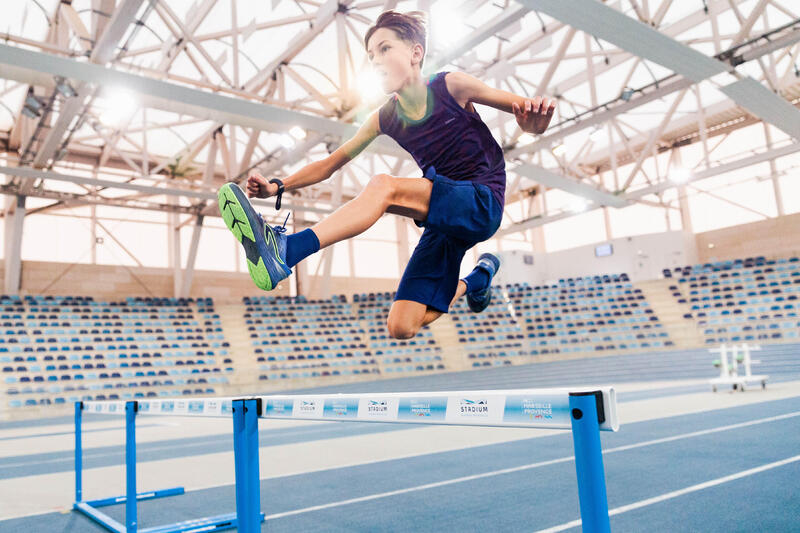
left=0, top=259, right=394, bottom=302
left=695, top=212, right=800, bottom=263
left=495, top=231, right=698, bottom=285
left=3, top=212, right=797, bottom=298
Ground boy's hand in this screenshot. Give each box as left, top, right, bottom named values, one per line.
left=246, top=171, right=278, bottom=198
left=512, top=96, right=556, bottom=135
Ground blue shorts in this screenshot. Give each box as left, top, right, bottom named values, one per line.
left=394, top=166, right=503, bottom=314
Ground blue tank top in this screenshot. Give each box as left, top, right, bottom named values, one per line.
left=378, top=71, right=506, bottom=209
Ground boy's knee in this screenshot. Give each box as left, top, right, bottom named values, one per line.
left=386, top=317, right=418, bottom=339
left=365, top=174, right=395, bottom=203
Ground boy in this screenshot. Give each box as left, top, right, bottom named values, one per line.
left=218, top=10, right=555, bottom=339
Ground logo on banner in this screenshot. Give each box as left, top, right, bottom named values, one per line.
left=266, top=399, right=293, bottom=416
left=324, top=398, right=358, bottom=418
left=188, top=401, right=204, bottom=414
left=221, top=400, right=233, bottom=414
left=459, top=398, right=489, bottom=416
left=299, top=400, right=317, bottom=413
left=521, top=399, right=552, bottom=420
left=502, top=395, right=565, bottom=425
left=161, top=401, right=174, bottom=413
left=412, top=400, right=433, bottom=417
left=330, top=400, right=349, bottom=416
left=397, top=397, right=447, bottom=421
left=139, top=402, right=151, bottom=413
left=367, top=400, right=389, bottom=415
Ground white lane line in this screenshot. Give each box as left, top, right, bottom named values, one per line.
left=536, top=454, right=800, bottom=533
left=264, top=411, right=800, bottom=521
left=265, top=456, right=574, bottom=520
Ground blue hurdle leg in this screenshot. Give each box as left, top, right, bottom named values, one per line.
left=75, top=401, right=83, bottom=503
left=126, top=401, right=138, bottom=532
left=245, top=398, right=262, bottom=529
left=569, top=392, right=611, bottom=533
left=232, top=399, right=263, bottom=533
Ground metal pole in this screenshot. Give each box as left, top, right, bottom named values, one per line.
left=245, top=399, right=261, bottom=528
left=569, top=392, right=611, bottom=533
left=126, top=401, right=138, bottom=532
left=74, top=401, right=82, bottom=503
left=232, top=400, right=247, bottom=530
left=233, top=399, right=262, bottom=533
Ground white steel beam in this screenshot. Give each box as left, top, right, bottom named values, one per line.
left=3, top=195, right=25, bottom=294
left=0, top=44, right=406, bottom=157
left=31, top=0, right=147, bottom=169
left=0, top=164, right=334, bottom=214
left=512, top=162, right=628, bottom=208
left=625, top=141, right=800, bottom=200
left=243, top=0, right=356, bottom=94
left=424, top=5, right=530, bottom=74
left=518, top=0, right=800, bottom=142
left=181, top=132, right=219, bottom=297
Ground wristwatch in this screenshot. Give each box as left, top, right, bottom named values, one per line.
left=269, top=178, right=285, bottom=210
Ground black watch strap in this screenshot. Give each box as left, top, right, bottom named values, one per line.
left=269, top=178, right=285, bottom=210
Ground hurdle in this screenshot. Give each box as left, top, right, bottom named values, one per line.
left=710, top=343, right=768, bottom=392
left=245, top=387, right=619, bottom=532
left=73, top=397, right=264, bottom=533
left=74, top=387, right=618, bottom=532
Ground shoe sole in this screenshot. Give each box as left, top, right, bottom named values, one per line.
left=217, top=183, right=273, bottom=291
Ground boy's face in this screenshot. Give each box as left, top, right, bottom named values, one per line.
left=366, top=28, right=423, bottom=94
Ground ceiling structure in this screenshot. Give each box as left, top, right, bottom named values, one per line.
left=0, top=0, right=798, bottom=295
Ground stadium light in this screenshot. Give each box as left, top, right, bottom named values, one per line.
left=98, top=88, right=138, bottom=127
left=568, top=198, right=589, bottom=213
left=278, top=134, right=295, bottom=149
left=289, top=125, right=306, bottom=140
left=670, top=167, right=692, bottom=184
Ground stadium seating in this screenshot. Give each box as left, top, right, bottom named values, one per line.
left=5, top=255, right=797, bottom=416
left=667, top=256, right=799, bottom=345
left=0, top=296, right=229, bottom=410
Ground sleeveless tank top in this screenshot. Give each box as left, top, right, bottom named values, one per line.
left=377, top=71, right=506, bottom=209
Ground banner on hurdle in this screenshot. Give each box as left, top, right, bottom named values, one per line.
left=255, top=387, right=619, bottom=431
left=82, top=397, right=235, bottom=417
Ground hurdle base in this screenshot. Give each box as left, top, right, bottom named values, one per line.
left=710, top=375, right=768, bottom=392
left=74, top=501, right=126, bottom=533
left=74, top=487, right=261, bottom=533
left=84, top=487, right=185, bottom=508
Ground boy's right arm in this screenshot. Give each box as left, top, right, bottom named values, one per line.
left=246, top=111, right=381, bottom=198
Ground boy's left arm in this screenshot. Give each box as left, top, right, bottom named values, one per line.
left=445, top=71, right=556, bottom=135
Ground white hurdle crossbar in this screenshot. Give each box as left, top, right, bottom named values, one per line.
left=75, top=387, right=619, bottom=532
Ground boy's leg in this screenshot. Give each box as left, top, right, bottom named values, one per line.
left=387, top=280, right=468, bottom=339
left=218, top=174, right=432, bottom=292
left=309, top=174, right=432, bottom=249
left=388, top=252, right=501, bottom=338
left=420, top=280, right=468, bottom=326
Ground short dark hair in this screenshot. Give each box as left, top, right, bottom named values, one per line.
left=364, top=10, right=427, bottom=67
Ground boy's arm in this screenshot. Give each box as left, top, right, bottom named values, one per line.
left=444, top=71, right=556, bottom=135
left=246, top=111, right=381, bottom=198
